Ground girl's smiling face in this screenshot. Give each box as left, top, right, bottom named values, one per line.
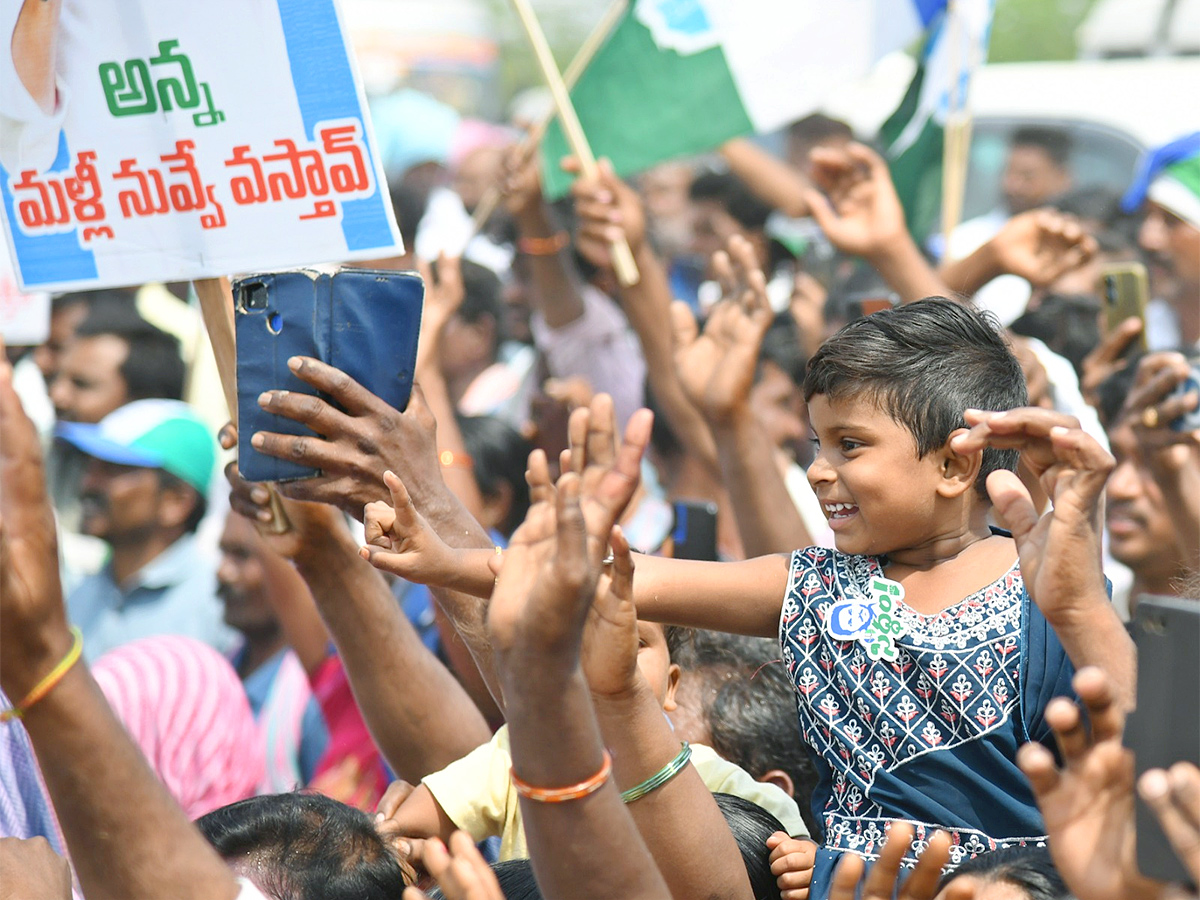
left=805, top=392, right=960, bottom=559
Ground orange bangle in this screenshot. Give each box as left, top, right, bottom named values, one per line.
left=511, top=750, right=612, bottom=803
left=439, top=449, right=473, bottom=471
left=518, top=232, right=570, bottom=256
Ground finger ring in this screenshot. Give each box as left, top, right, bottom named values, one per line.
left=1141, top=406, right=1160, bottom=429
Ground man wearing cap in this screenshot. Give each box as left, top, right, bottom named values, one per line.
left=1121, top=132, right=1200, bottom=350
left=58, top=398, right=234, bottom=660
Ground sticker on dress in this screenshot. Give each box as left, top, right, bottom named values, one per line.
left=861, top=576, right=908, bottom=661
left=826, top=599, right=875, bottom=641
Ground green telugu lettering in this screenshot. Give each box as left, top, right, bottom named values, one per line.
left=99, top=39, right=225, bottom=127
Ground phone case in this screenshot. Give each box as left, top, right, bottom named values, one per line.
left=1125, top=595, right=1200, bottom=883
left=234, top=267, right=424, bottom=483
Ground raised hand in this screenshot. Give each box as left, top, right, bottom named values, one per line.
left=0, top=350, right=74, bottom=701
left=1081, top=317, right=1144, bottom=407
left=988, top=208, right=1096, bottom=286
left=952, top=409, right=1113, bottom=620
left=501, top=141, right=545, bottom=222
left=826, top=821, right=956, bottom=900
left=1017, top=667, right=1163, bottom=900
left=415, top=254, right=465, bottom=376
left=1121, top=352, right=1200, bottom=452
left=568, top=156, right=648, bottom=267
left=803, top=142, right=908, bottom=259
left=580, top=526, right=640, bottom=699
left=486, top=474, right=598, bottom=674
left=402, top=832, right=504, bottom=900
left=1138, top=762, right=1200, bottom=885
left=360, top=470, right=461, bottom=586
left=672, top=234, right=773, bottom=427
left=251, top=360, right=441, bottom=521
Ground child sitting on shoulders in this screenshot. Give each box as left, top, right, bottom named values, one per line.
left=365, top=298, right=1131, bottom=898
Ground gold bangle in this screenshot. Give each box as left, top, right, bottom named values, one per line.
left=1, top=628, right=84, bottom=723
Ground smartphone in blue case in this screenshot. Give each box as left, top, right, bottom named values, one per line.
left=233, top=267, right=424, bottom=483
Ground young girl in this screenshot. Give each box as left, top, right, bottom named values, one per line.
left=365, top=298, right=1132, bottom=897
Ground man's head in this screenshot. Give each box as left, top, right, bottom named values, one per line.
left=196, top=793, right=408, bottom=900
left=217, top=511, right=281, bottom=641
left=668, top=630, right=819, bottom=836
left=689, top=171, right=773, bottom=270
left=31, top=293, right=91, bottom=384
left=439, top=261, right=505, bottom=386
left=58, top=399, right=213, bottom=547
left=1122, top=134, right=1200, bottom=299
left=785, top=113, right=854, bottom=177
left=1002, top=127, right=1072, bottom=215
left=1097, top=362, right=1192, bottom=593
left=804, top=298, right=1028, bottom=500
left=50, top=304, right=184, bottom=423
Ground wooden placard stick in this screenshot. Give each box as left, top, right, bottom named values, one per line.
left=509, top=0, right=640, bottom=287
left=193, top=276, right=291, bottom=533
left=469, top=0, right=627, bottom=237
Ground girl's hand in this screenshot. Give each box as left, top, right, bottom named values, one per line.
left=767, top=832, right=817, bottom=900
left=361, top=470, right=460, bottom=585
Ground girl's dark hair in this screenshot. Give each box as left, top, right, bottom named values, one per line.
left=457, top=414, right=533, bottom=538
left=938, top=846, right=1071, bottom=899
left=804, top=297, right=1027, bottom=499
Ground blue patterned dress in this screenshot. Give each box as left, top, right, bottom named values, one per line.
left=778, top=546, right=1076, bottom=897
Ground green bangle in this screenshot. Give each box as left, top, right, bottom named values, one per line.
left=621, top=742, right=692, bottom=804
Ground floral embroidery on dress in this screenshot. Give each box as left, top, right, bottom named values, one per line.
left=780, top=547, right=1046, bottom=865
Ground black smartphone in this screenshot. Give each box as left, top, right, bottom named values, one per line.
left=1125, top=594, right=1200, bottom=884
left=1099, top=263, right=1149, bottom=356
left=670, top=500, right=719, bottom=561
left=234, top=267, right=424, bottom=482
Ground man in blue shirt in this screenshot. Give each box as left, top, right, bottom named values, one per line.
left=59, top=398, right=233, bottom=660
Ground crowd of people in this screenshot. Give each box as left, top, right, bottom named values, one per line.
left=1, top=96, right=1198, bottom=900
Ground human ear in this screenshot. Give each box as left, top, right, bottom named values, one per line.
left=663, top=663, right=682, bottom=712
left=757, top=768, right=795, bottom=799
left=936, top=427, right=982, bottom=499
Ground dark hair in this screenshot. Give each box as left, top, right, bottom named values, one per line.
left=690, top=171, right=773, bottom=233
left=787, top=113, right=853, bottom=149
left=713, top=793, right=785, bottom=900
left=804, top=298, right=1027, bottom=499
left=672, top=630, right=821, bottom=838
left=1009, top=294, right=1102, bottom=377
left=938, top=846, right=1070, bottom=899
left=758, top=313, right=808, bottom=387
left=457, top=413, right=534, bottom=537
left=1096, top=355, right=1142, bottom=428
left=75, top=306, right=185, bottom=402
left=1011, top=127, right=1072, bottom=169
left=196, top=793, right=407, bottom=900
left=457, top=260, right=506, bottom=360
left=156, top=471, right=207, bottom=535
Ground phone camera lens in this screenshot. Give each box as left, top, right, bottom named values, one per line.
left=245, top=283, right=269, bottom=311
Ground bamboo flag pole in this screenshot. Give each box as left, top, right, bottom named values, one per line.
left=193, top=276, right=291, bottom=533
left=509, top=0, right=640, bottom=287
left=469, top=0, right=627, bottom=237
left=941, top=0, right=973, bottom=244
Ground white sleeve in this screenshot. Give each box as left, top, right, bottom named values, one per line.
left=0, top=0, right=70, bottom=173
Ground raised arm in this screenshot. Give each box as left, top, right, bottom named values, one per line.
left=584, top=529, right=753, bottom=900
left=720, top=137, right=812, bottom=218
left=570, top=158, right=721, bottom=475
left=225, top=464, right=491, bottom=783
left=487, top=476, right=671, bottom=900
left=952, top=407, right=1135, bottom=708
left=938, top=208, right=1096, bottom=298
left=804, top=142, right=951, bottom=304
left=672, top=233, right=814, bottom=557
left=0, top=352, right=241, bottom=900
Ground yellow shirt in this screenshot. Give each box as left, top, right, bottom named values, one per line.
left=421, top=725, right=808, bottom=861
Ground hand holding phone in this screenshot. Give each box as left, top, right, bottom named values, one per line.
left=1098, top=263, right=1149, bottom=357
